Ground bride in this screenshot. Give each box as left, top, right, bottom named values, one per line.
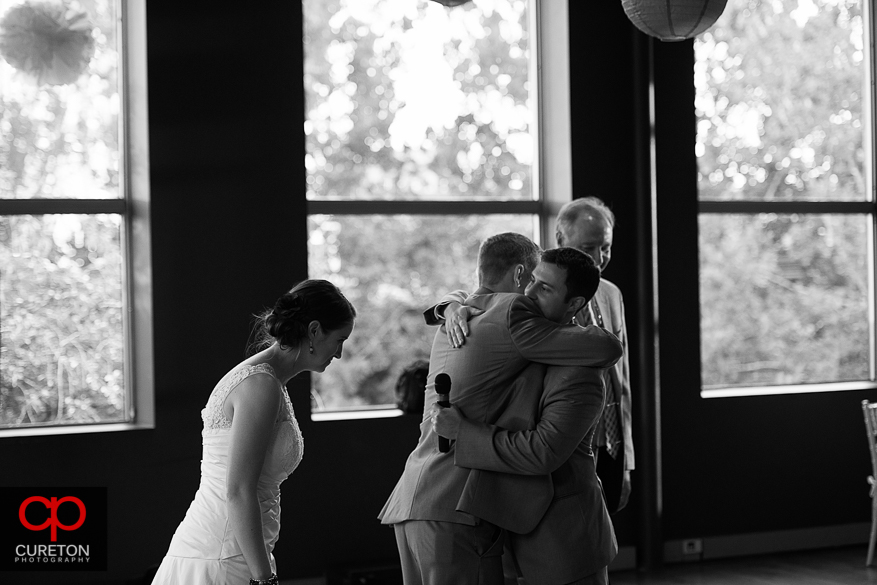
left=152, top=280, right=355, bottom=585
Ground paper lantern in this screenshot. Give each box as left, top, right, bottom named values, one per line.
left=621, top=0, right=728, bottom=42
left=429, top=0, right=471, bottom=6
left=0, top=0, right=95, bottom=86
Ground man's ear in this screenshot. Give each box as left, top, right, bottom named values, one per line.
left=569, top=296, right=587, bottom=316
left=514, top=264, right=524, bottom=288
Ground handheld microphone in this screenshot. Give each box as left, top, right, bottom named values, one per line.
left=435, top=373, right=452, bottom=453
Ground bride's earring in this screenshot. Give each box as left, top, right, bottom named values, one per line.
left=309, top=341, right=314, bottom=354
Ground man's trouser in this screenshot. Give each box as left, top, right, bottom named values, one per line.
left=394, top=519, right=505, bottom=585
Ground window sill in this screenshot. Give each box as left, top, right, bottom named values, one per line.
left=0, top=421, right=154, bottom=439
left=311, top=407, right=405, bottom=422
left=701, top=380, right=877, bottom=399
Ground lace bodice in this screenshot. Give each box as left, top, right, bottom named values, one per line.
left=200, top=363, right=303, bottom=471
left=202, top=363, right=290, bottom=428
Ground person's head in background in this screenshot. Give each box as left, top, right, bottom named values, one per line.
left=477, top=232, right=541, bottom=294
left=555, top=197, right=614, bottom=273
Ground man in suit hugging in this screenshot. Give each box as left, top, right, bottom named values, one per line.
left=442, top=199, right=635, bottom=516
left=379, top=233, right=621, bottom=585
left=432, top=246, right=619, bottom=585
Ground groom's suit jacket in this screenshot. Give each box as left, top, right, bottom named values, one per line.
left=378, top=290, right=622, bottom=527
left=454, top=362, right=617, bottom=584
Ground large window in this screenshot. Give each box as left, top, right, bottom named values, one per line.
left=0, top=0, right=151, bottom=433
left=303, top=0, right=547, bottom=411
left=695, top=0, right=875, bottom=396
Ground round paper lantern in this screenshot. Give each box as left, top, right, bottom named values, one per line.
left=0, top=0, right=95, bottom=86
left=622, top=0, right=728, bottom=42
left=429, top=0, right=471, bottom=6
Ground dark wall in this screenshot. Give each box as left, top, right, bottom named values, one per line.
left=1, top=2, right=874, bottom=584
left=567, top=1, right=647, bottom=550
left=146, top=0, right=425, bottom=579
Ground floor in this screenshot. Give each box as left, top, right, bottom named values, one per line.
left=279, top=545, right=877, bottom=585
left=610, top=545, right=877, bottom=585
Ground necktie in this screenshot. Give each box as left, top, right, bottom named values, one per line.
left=582, top=299, right=622, bottom=459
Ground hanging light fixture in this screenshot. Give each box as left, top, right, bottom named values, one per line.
left=621, top=0, right=728, bottom=42
left=429, top=0, right=472, bottom=6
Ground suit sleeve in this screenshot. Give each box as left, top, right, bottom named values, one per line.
left=422, top=290, right=469, bottom=325
left=507, top=296, right=622, bottom=367
left=454, top=366, right=605, bottom=475
left=616, top=293, right=635, bottom=471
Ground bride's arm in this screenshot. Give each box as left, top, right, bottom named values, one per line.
left=225, top=375, right=282, bottom=581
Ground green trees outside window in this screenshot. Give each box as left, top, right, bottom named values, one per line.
left=303, top=0, right=537, bottom=410
left=695, top=0, right=873, bottom=390
left=0, top=0, right=129, bottom=428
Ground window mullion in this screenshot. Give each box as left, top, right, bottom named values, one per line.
left=698, top=201, right=877, bottom=215
left=307, top=200, right=542, bottom=216
left=0, top=199, right=127, bottom=216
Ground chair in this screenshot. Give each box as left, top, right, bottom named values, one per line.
left=861, top=400, right=877, bottom=566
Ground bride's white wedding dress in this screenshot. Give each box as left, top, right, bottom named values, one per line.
left=152, top=363, right=303, bottom=584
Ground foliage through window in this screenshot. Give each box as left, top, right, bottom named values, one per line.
left=0, top=0, right=137, bottom=428
left=695, top=0, right=874, bottom=392
left=303, top=0, right=538, bottom=410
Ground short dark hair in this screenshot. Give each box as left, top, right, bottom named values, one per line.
left=477, top=232, right=540, bottom=285
left=541, top=247, right=600, bottom=302
left=253, top=279, right=356, bottom=352
left=555, top=197, right=615, bottom=246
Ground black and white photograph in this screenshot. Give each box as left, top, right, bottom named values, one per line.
left=1, top=1, right=876, bottom=584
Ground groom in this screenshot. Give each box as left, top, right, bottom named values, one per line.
left=378, top=233, right=621, bottom=585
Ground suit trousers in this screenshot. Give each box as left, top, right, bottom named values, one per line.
left=394, top=520, right=505, bottom=585
left=565, top=567, right=609, bottom=585
left=595, top=445, right=624, bottom=515
left=503, top=542, right=610, bottom=585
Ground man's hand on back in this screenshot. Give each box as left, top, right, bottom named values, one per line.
left=442, top=302, right=484, bottom=348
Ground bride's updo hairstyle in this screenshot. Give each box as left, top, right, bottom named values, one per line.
left=254, top=280, right=355, bottom=351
